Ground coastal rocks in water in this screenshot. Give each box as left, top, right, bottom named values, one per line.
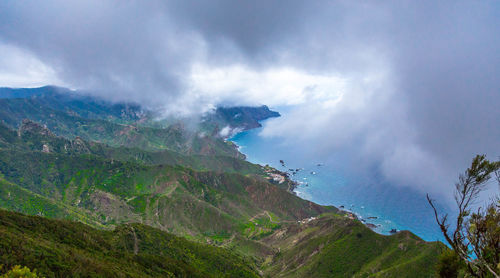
left=366, top=223, right=377, bottom=229
left=366, top=223, right=381, bottom=229
left=279, top=160, right=285, bottom=167
left=366, top=216, right=378, bottom=220
left=390, top=228, right=398, bottom=234
left=288, top=168, right=302, bottom=176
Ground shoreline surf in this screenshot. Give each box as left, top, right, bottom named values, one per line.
left=229, top=128, right=399, bottom=236
left=228, top=122, right=446, bottom=243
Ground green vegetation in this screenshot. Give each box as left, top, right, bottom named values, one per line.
left=0, top=209, right=259, bottom=277
left=0, top=120, right=261, bottom=175
left=0, top=87, right=446, bottom=277
left=0, top=97, right=241, bottom=157
left=428, top=155, right=500, bottom=277
left=259, top=213, right=446, bottom=277
left=0, top=265, right=40, bottom=278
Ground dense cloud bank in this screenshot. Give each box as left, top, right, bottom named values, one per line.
left=0, top=1, right=499, bottom=201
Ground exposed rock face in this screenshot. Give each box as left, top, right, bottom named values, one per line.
left=70, top=136, right=90, bottom=153
left=42, top=144, right=50, bottom=153
left=18, top=119, right=55, bottom=137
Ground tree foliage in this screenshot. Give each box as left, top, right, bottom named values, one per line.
left=0, top=265, right=39, bottom=278
left=428, top=155, right=500, bottom=277
left=0, top=210, right=259, bottom=278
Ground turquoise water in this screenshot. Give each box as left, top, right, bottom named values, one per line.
left=230, top=121, right=448, bottom=243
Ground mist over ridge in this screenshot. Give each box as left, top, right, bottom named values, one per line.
left=1, top=0, right=499, bottom=202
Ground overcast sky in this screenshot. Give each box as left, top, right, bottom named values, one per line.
left=0, top=1, right=499, bottom=201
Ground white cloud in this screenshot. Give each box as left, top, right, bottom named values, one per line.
left=0, top=43, right=62, bottom=88
left=218, top=125, right=243, bottom=138
left=218, top=126, right=232, bottom=137
left=0, top=0, right=498, bottom=204
left=188, top=63, right=346, bottom=107
left=253, top=62, right=462, bottom=200
left=152, top=63, right=347, bottom=118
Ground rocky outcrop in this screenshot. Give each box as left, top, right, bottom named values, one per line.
left=18, top=119, right=55, bottom=137
left=70, top=136, right=90, bottom=153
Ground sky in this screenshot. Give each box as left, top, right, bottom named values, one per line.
left=0, top=0, right=499, bottom=202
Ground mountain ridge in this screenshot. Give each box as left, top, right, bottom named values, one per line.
left=0, top=86, right=446, bottom=277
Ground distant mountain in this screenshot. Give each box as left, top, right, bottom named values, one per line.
left=0, top=85, right=67, bottom=99
left=0, top=86, right=280, bottom=157
left=0, top=86, right=280, bottom=130
left=207, top=105, right=280, bottom=131
left=0, top=86, right=145, bottom=122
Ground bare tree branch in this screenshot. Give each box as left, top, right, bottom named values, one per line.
left=428, top=155, right=500, bottom=278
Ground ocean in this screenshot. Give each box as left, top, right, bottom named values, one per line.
left=230, top=119, right=448, bottom=243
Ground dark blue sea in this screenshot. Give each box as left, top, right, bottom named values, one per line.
left=230, top=119, right=448, bottom=243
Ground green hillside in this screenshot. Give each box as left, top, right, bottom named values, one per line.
left=0, top=87, right=446, bottom=277
left=0, top=147, right=328, bottom=235
left=0, top=120, right=262, bottom=175
left=0, top=209, right=259, bottom=277
left=0, top=130, right=445, bottom=277
left=262, top=213, right=445, bottom=277
left=0, top=86, right=280, bottom=157
left=0, top=96, right=241, bottom=157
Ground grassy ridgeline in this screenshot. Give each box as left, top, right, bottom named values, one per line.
left=0, top=209, right=259, bottom=278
